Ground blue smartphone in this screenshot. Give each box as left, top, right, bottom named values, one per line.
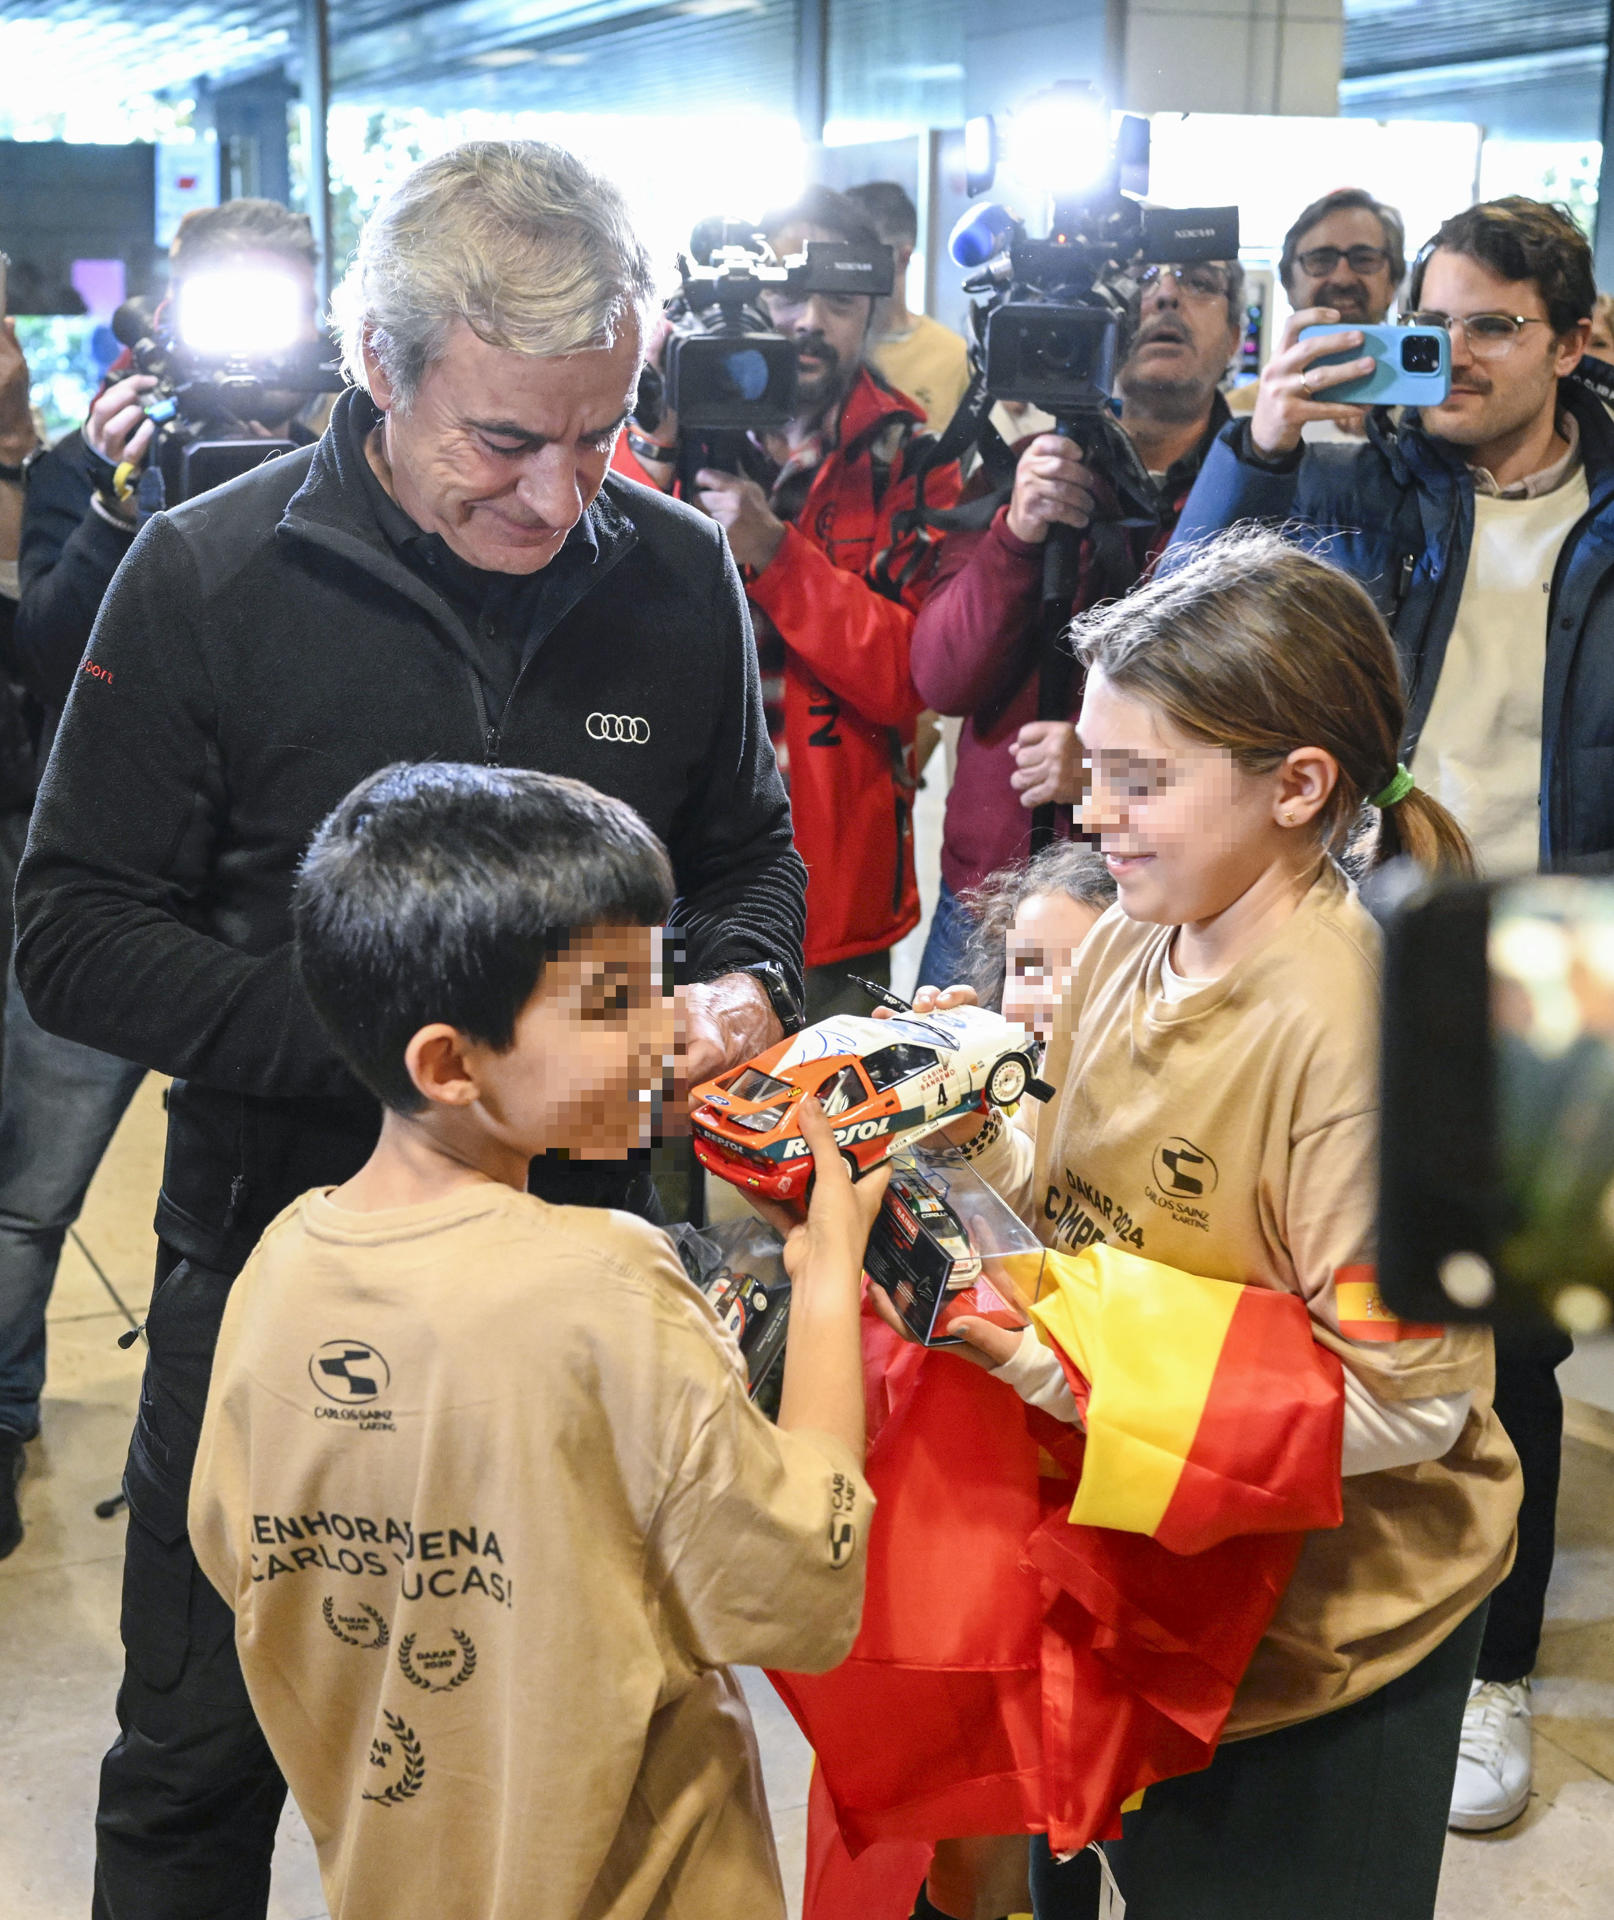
left=1296, top=322, right=1451, bottom=407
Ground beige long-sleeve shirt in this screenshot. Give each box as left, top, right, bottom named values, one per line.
left=190, top=1184, right=871, bottom=1920
left=971, top=866, right=1521, bottom=1738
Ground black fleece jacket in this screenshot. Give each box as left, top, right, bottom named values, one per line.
left=15, top=389, right=805, bottom=1270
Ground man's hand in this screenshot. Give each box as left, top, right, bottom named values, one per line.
left=1010, top=719, right=1081, bottom=809
left=0, top=320, right=36, bottom=465
left=683, top=971, right=784, bottom=1099
left=1249, top=308, right=1374, bottom=460
left=693, top=468, right=788, bottom=573
left=1004, top=434, right=1096, bottom=545
left=84, top=374, right=159, bottom=518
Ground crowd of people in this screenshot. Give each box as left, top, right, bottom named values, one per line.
left=0, top=134, right=1601, bottom=1920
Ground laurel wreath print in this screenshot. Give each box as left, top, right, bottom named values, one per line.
left=361, top=1711, right=425, bottom=1807
left=397, top=1628, right=477, bottom=1693
left=321, top=1595, right=390, bottom=1650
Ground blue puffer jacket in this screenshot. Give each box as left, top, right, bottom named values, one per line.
left=1170, top=359, right=1614, bottom=868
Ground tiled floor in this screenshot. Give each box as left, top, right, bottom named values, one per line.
left=3, top=1076, right=1614, bottom=1918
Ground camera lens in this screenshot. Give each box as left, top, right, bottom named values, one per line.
left=718, top=347, right=772, bottom=401
left=1400, top=334, right=1442, bottom=375
left=1035, top=326, right=1085, bottom=375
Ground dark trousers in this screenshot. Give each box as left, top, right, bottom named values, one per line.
left=1029, top=1601, right=1487, bottom=1920
left=1476, top=1323, right=1571, bottom=1683
left=93, top=1252, right=286, bottom=1919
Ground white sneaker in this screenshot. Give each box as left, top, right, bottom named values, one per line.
left=1449, top=1677, right=1533, bottom=1831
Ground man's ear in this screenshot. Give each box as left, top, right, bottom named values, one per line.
left=1556, top=316, right=1591, bottom=378
left=404, top=1023, right=480, bottom=1109
left=361, top=327, right=395, bottom=413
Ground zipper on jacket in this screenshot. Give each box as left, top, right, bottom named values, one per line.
left=484, top=724, right=500, bottom=766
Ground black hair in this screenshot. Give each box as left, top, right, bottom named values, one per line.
left=845, top=181, right=918, bottom=248
left=294, top=762, right=675, bottom=1113
left=961, top=842, right=1117, bottom=1009
left=1408, top=196, right=1596, bottom=336
left=1278, top=187, right=1406, bottom=299
left=760, top=184, right=885, bottom=257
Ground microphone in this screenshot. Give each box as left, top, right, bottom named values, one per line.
left=949, top=201, right=1015, bottom=269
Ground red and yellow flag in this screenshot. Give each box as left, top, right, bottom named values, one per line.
left=772, top=1247, right=1345, bottom=1920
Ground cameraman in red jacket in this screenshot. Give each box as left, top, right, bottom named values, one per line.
left=620, top=187, right=960, bottom=1019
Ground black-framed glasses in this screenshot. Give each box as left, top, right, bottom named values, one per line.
left=1296, top=245, right=1392, bottom=277
left=1402, top=310, right=1550, bottom=358
left=1138, top=263, right=1230, bottom=302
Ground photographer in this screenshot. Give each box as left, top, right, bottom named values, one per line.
left=845, top=179, right=972, bottom=435
left=909, top=255, right=1243, bottom=988
left=0, top=313, right=40, bottom=965
left=15, top=140, right=805, bottom=1915
left=620, top=186, right=959, bottom=1020
left=1174, top=193, right=1609, bottom=1837
left=1228, top=186, right=1405, bottom=442
left=0, top=201, right=327, bottom=1562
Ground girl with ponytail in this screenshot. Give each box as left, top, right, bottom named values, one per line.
left=889, top=526, right=1519, bottom=1920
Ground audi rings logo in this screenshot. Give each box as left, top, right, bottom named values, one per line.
left=587, top=712, right=650, bottom=744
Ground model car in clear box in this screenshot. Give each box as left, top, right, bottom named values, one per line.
left=691, top=1003, right=1049, bottom=1202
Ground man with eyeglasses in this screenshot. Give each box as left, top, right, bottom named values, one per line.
left=1175, top=194, right=1606, bottom=1837
left=1228, top=187, right=1404, bottom=441
left=908, top=255, right=1244, bottom=992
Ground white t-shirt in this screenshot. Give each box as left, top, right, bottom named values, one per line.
left=1413, top=469, right=1590, bottom=875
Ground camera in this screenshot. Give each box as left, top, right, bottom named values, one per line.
left=1380, top=872, right=1614, bottom=1337
left=110, top=266, right=343, bottom=507
left=1400, top=332, right=1443, bottom=375
left=950, top=88, right=1239, bottom=424
left=635, top=219, right=894, bottom=478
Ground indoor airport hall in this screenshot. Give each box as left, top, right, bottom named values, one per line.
left=2, top=2, right=1614, bottom=1918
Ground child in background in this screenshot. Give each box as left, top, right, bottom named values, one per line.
left=894, top=528, right=1521, bottom=1920
left=188, top=762, right=887, bottom=1920
left=962, top=841, right=1118, bottom=1034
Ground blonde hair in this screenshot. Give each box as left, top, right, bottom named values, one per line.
left=1074, top=527, right=1474, bottom=879
left=332, top=140, right=655, bottom=407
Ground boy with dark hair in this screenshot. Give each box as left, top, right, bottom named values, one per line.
left=189, top=761, right=883, bottom=1920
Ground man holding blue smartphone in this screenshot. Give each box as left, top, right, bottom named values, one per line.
left=1174, top=193, right=1608, bottom=1840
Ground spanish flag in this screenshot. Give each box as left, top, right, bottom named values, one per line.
left=771, top=1245, right=1345, bottom=1920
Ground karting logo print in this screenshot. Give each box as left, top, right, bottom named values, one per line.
left=309, top=1340, right=391, bottom=1404
left=1151, top=1137, right=1219, bottom=1199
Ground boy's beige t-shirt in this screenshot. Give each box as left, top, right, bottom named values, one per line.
left=189, top=1184, right=871, bottom=1920
left=979, top=866, right=1521, bottom=1738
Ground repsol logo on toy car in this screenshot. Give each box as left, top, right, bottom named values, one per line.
left=779, top=1116, right=890, bottom=1158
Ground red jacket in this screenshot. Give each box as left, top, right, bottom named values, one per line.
left=618, top=368, right=959, bottom=967
left=909, top=398, right=1227, bottom=897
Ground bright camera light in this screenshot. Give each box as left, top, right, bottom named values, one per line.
left=175, top=268, right=305, bottom=359
left=1006, top=87, right=1112, bottom=204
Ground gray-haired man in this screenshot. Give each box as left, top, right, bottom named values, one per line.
left=15, top=140, right=806, bottom=1916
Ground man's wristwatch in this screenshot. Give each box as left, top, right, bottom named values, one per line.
left=0, top=442, right=41, bottom=484
left=734, top=960, right=805, bottom=1036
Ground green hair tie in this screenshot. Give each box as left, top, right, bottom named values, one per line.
left=1369, top=763, right=1414, bottom=809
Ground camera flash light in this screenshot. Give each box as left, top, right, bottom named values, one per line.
left=176, top=268, right=305, bottom=361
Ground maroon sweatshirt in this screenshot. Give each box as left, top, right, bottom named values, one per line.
left=910, top=401, right=1228, bottom=896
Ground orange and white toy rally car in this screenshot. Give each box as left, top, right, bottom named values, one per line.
left=691, top=1000, right=1052, bottom=1202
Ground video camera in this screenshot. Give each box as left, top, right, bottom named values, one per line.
left=634, top=218, right=894, bottom=484
left=949, top=85, right=1238, bottom=427
left=110, top=265, right=343, bottom=507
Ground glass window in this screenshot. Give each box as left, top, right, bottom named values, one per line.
left=817, top=1063, right=870, bottom=1116
left=860, top=1043, right=938, bottom=1093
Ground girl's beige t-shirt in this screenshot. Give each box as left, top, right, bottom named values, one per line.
left=980, top=864, right=1521, bottom=1738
